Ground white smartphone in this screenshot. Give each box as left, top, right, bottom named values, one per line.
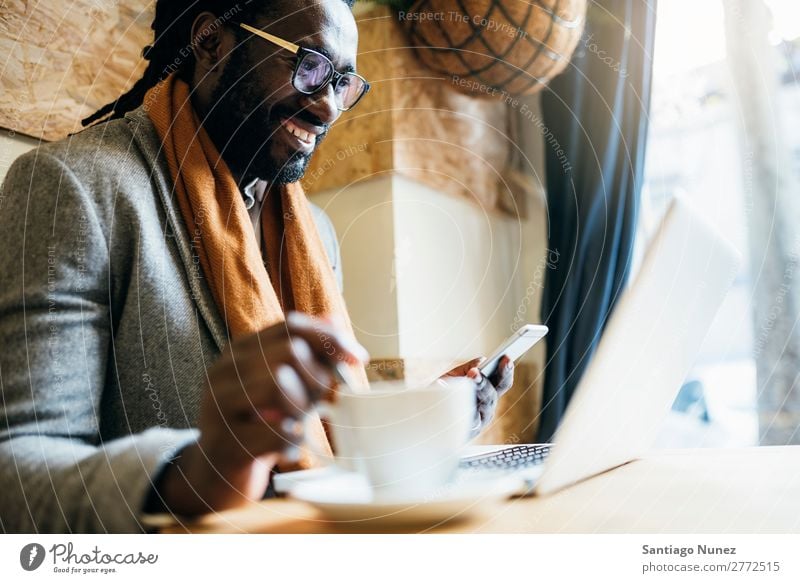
left=479, top=324, right=549, bottom=378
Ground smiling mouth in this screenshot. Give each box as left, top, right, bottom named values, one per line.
left=280, top=118, right=316, bottom=147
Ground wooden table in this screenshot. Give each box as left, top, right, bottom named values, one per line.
left=155, top=447, right=800, bottom=534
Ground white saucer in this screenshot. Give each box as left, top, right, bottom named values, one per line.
left=289, top=471, right=523, bottom=526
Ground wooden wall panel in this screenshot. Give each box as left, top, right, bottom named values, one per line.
left=304, top=5, right=515, bottom=215
left=0, top=1, right=516, bottom=214
left=0, top=1, right=153, bottom=141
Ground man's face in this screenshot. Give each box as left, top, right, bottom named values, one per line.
left=203, top=0, right=358, bottom=184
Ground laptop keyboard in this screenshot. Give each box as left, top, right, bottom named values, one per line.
left=459, top=445, right=551, bottom=471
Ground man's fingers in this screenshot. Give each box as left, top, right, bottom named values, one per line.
left=237, top=411, right=306, bottom=457
left=273, top=363, right=313, bottom=417
left=286, top=311, right=369, bottom=365
left=446, top=357, right=484, bottom=377
left=234, top=361, right=315, bottom=418
left=474, top=369, right=498, bottom=425
left=494, top=356, right=515, bottom=394
left=488, top=355, right=512, bottom=387
left=204, top=312, right=367, bottom=439
left=286, top=337, right=336, bottom=402
left=477, top=375, right=495, bottom=400
left=221, top=332, right=344, bottom=413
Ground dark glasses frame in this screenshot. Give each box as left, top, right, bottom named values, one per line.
left=234, top=22, right=370, bottom=112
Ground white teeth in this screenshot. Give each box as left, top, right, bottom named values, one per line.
left=284, top=120, right=312, bottom=144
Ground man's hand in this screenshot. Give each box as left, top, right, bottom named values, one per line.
left=151, top=311, right=369, bottom=516
left=443, top=356, right=515, bottom=437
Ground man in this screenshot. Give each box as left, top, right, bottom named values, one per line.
left=0, top=0, right=513, bottom=533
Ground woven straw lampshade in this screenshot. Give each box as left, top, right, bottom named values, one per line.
left=406, top=0, right=586, bottom=97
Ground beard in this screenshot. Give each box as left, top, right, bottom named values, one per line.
left=200, top=48, right=327, bottom=185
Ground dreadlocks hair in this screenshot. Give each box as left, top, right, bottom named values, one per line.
left=81, top=0, right=356, bottom=128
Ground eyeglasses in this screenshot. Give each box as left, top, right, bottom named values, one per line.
left=234, top=22, right=370, bottom=112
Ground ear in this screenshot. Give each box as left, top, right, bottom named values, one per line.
left=190, top=12, right=229, bottom=73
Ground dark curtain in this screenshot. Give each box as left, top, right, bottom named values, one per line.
left=536, top=0, right=657, bottom=441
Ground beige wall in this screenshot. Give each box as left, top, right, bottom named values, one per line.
left=310, top=175, right=402, bottom=359
left=310, top=162, right=548, bottom=385
left=310, top=135, right=549, bottom=443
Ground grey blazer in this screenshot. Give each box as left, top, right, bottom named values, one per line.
left=0, top=106, right=342, bottom=533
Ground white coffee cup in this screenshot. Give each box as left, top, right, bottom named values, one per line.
left=314, top=377, right=475, bottom=498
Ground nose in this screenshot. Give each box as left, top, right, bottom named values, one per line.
left=300, top=82, right=340, bottom=127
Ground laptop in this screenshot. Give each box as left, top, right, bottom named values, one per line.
left=275, top=196, right=740, bottom=496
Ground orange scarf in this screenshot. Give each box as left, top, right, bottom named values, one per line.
left=145, top=74, right=367, bottom=459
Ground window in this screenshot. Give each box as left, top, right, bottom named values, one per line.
left=644, top=0, right=800, bottom=447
